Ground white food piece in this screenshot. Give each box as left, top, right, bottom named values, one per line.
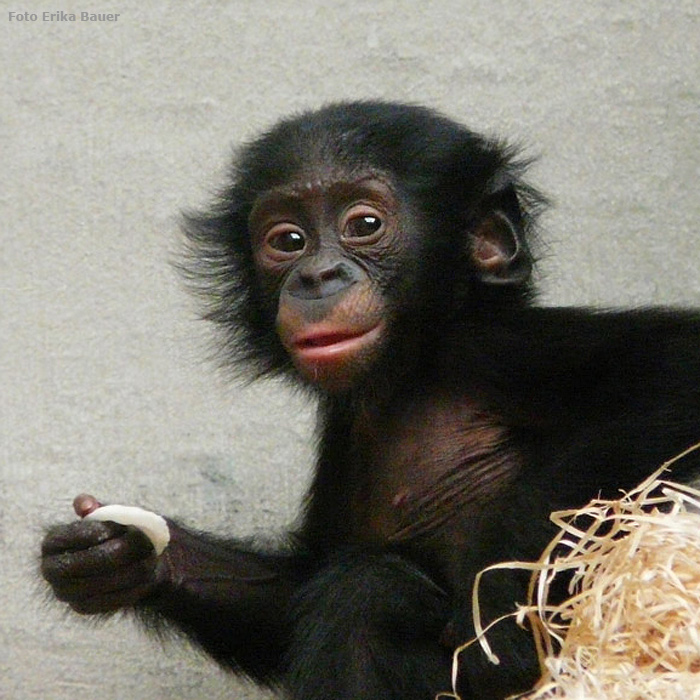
left=85, top=504, right=170, bottom=555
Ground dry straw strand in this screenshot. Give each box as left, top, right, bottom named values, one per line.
left=449, top=443, right=700, bottom=700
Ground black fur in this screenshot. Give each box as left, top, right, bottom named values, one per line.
left=41, top=101, right=700, bottom=700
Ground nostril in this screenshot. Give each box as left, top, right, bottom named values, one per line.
left=299, top=272, right=317, bottom=288
left=288, top=262, right=361, bottom=300
left=318, top=275, right=357, bottom=298
left=319, top=263, right=349, bottom=282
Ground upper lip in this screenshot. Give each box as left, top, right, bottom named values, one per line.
left=294, top=329, right=367, bottom=348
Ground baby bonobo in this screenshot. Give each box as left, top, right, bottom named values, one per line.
left=41, top=101, right=700, bottom=700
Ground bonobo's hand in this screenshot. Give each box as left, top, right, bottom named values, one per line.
left=41, top=494, right=168, bottom=614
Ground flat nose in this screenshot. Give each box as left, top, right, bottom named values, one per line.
left=287, top=261, right=359, bottom=300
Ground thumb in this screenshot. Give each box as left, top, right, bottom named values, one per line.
left=73, top=493, right=103, bottom=518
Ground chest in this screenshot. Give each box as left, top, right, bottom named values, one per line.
left=346, top=393, right=523, bottom=553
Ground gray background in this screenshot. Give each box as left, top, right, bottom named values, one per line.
left=2, top=1, right=699, bottom=698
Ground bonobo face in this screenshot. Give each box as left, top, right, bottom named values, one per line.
left=249, top=170, right=404, bottom=392
left=182, top=103, right=538, bottom=388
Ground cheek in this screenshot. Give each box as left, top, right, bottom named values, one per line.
left=276, top=283, right=387, bottom=391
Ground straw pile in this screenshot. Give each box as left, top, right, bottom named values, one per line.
left=459, top=446, right=700, bottom=700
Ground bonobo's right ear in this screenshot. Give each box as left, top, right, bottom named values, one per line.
left=469, top=185, right=532, bottom=286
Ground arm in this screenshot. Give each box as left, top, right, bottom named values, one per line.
left=41, top=495, right=308, bottom=684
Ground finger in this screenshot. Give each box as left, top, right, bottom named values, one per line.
left=71, top=582, right=156, bottom=614
left=42, top=527, right=153, bottom=581
left=51, top=562, right=157, bottom=614
left=71, top=584, right=156, bottom=614
left=41, top=520, right=126, bottom=556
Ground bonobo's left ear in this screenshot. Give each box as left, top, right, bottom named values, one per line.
left=469, top=185, right=532, bottom=286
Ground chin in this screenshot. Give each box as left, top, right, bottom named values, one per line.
left=293, top=349, right=375, bottom=394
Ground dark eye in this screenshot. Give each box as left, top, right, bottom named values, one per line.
left=343, top=205, right=385, bottom=241
left=266, top=226, right=306, bottom=254
left=347, top=215, right=382, bottom=238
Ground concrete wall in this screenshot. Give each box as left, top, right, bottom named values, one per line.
left=2, top=1, right=699, bottom=698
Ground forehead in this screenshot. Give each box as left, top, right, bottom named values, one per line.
left=249, top=169, right=396, bottom=218
left=265, top=166, right=390, bottom=196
